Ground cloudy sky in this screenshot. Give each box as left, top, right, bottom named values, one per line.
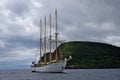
left=0, top=0, right=120, bottom=69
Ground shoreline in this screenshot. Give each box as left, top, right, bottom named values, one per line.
left=66, top=66, right=120, bottom=69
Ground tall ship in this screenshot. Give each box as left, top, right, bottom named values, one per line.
left=31, top=9, right=72, bottom=72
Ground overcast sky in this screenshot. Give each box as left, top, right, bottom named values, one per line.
left=0, top=0, right=120, bottom=69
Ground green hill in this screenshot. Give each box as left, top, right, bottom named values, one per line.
left=42, top=41, right=120, bottom=68
left=60, top=41, right=120, bottom=68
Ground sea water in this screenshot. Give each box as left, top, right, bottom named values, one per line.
left=0, top=69, right=120, bottom=80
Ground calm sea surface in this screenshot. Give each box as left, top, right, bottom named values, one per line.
left=0, top=69, right=120, bottom=80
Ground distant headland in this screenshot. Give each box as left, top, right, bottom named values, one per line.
left=61, top=41, right=120, bottom=69
left=42, top=41, right=120, bottom=69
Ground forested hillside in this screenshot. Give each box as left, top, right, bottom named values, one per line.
left=42, top=41, right=120, bottom=68
left=60, top=41, right=120, bottom=68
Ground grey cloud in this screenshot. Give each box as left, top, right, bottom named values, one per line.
left=0, top=0, right=120, bottom=69
left=5, top=0, right=32, bottom=16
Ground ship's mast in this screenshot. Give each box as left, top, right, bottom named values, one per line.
left=44, top=16, right=47, bottom=64
left=49, top=14, right=52, bottom=63
left=55, top=9, right=58, bottom=62
left=40, top=18, right=42, bottom=64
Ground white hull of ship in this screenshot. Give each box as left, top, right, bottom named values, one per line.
left=31, top=61, right=67, bottom=72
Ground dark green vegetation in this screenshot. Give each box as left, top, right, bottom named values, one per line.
left=41, top=41, right=120, bottom=68
left=60, top=41, right=120, bottom=68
